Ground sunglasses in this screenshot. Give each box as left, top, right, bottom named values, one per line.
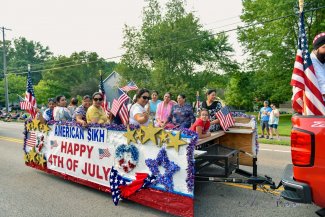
left=93, top=98, right=103, bottom=102
left=142, top=96, right=150, bottom=100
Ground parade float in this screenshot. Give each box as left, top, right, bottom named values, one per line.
left=23, top=112, right=276, bottom=217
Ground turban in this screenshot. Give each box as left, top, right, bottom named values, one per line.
left=313, top=32, right=325, bottom=50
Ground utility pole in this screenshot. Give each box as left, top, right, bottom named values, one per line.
left=1, top=26, right=11, bottom=112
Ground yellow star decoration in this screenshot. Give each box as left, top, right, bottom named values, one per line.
left=40, top=124, right=51, bottom=133
left=24, top=153, right=30, bottom=163
left=32, top=119, right=40, bottom=130
left=38, top=154, right=46, bottom=167
left=28, top=147, right=37, bottom=163
left=135, top=128, right=144, bottom=143
left=140, top=124, right=162, bottom=145
left=167, top=132, right=187, bottom=152
left=26, top=122, right=33, bottom=131
left=124, top=126, right=137, bottom=144
left=158, top=130, right=169, bottom=145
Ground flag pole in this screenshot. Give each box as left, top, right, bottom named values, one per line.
left=299, top=0, right=307, bottom=115
left=299, top=0, right=304, bottom=13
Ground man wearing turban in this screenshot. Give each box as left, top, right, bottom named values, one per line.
left=311, top=32, right=325, bottom=99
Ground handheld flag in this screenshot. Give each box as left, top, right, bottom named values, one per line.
left=290, top=11, right=325, bottom=115
left=215, top=106, right=234, bottom=131
left=121, top=81, right=138, bottom=92
left=111, top=88, right=129, bottom=125
left=20, top=65, right=37, bottom=118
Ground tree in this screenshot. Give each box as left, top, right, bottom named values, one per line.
left=0, top=74, right=26, bottom=105
left=116, top=0, right=238, bottom=102
left=0, top=37, right=52, bottom=84
left=238, top=0, right=325, bottom=104
left=35, top=51, right=117, bottom=104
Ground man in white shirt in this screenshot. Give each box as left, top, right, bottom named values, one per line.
left=311, top=32, right=325, bottom=99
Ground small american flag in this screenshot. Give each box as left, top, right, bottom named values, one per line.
left=50, top=140, right=59, bottom=149
left=110, top=99, right=119, bottom=116
left=119, top=103, right=129, bottom=126
left=215, top=106, right=234, bottom=131
left=111, top=89, right=129, bottom=125
left=20, top=66, right=37, bottom=118
left=121, top=81, right=138, bottom=92
left=26, top=132, right=37, bottom=147
left=291, top=11, right=325, bottom=115
left=99, top=73, right=111, bottom=116
left=98, top=148, right=111, bottom=159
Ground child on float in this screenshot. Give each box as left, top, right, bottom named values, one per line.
left=190, top=108, right=211, bottom=139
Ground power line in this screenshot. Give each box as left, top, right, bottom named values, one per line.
left=4, top=4, right=325, bottom=76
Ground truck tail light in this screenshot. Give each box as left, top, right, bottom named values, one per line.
left=291, top=129, right=314, bottom=167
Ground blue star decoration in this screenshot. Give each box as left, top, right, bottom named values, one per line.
left=145, top=148, right=180, bottom=192
left=109, top=167, right=127, bottom=205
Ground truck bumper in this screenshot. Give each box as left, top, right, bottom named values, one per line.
left=281, top=164, right=312, bottom=204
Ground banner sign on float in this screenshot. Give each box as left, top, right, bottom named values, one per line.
left=23, top=121, right=197, bottom=217
left=47, top=125, right=112, bottom=186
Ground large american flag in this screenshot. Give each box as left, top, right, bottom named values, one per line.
left=109, top=167, right=156, bottom=206
left=215, top=106, right=234, bottom=131
left=20, top=67, right=37, bottom=118
left=291, top=11, right=325, bottom=115
left=110, top=167, right=127, bottom=205
left=26, top=132, right=37, bottom=147
left=98, top=148, right=111, bottom=159
left=99, top=73, right=110, bottom=116
left=111, top=88, right=129, bottom=125
left=120, top=81, right=138, bottom=92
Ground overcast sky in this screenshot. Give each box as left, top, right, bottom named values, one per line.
left=1, top=0, right=243, bottom=61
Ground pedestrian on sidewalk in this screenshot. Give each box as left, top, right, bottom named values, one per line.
left=258, top=101, right=272, bottom=139
left=269, top=103, right=280, bottom=140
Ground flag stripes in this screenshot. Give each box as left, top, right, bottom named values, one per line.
left=291, top=11, right=325, bottom=115
left=99, top=148, right=111, bottom=159
left=121, top=81, right=138, bottom=92
left=215, top=107, right=234, bottom=131
left=26, top=132, right=37, bottom=147
left=20, top=67, right=37, bottom=118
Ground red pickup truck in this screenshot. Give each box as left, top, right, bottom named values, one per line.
left=281, top=115, right=325, bottom=216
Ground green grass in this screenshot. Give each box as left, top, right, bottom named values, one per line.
left=258, top=138, right=291, bottom=146
left=246, top=112, right=292, bottom=136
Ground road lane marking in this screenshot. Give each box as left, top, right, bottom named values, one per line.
left=0, top=136, right=23, bottom=144
left=260, top=148, right=290, bottom=153
left=223, top=183, right=283, bottom=196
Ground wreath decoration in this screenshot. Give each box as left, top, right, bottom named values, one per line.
left=115, top=144, right=139, bottom=173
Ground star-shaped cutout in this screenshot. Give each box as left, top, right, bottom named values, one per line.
left=145, top=148, right=180, bottom=192
left=123, top=126, right=137, bottom=144
left=140, top=124, right=162, bottom=145
left=32, top=119, right=40, bottom=130
left=29, top=147, right=37, bottom=163
left=166, top=132, right=187, bottom=152
left=38, top=154, right=46, bottom=167
left=158, top=130, right=169, bottom=145
left=135, top=129, right=144, bottom=143
left=24, top=153, right=30, bottom=163
left=26, top=123, right=32, bottom=131
left=40, top=124, right=51, bottom=133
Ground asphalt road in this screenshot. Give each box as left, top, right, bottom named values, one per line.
left=0, top=121, right=319, bottom=217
